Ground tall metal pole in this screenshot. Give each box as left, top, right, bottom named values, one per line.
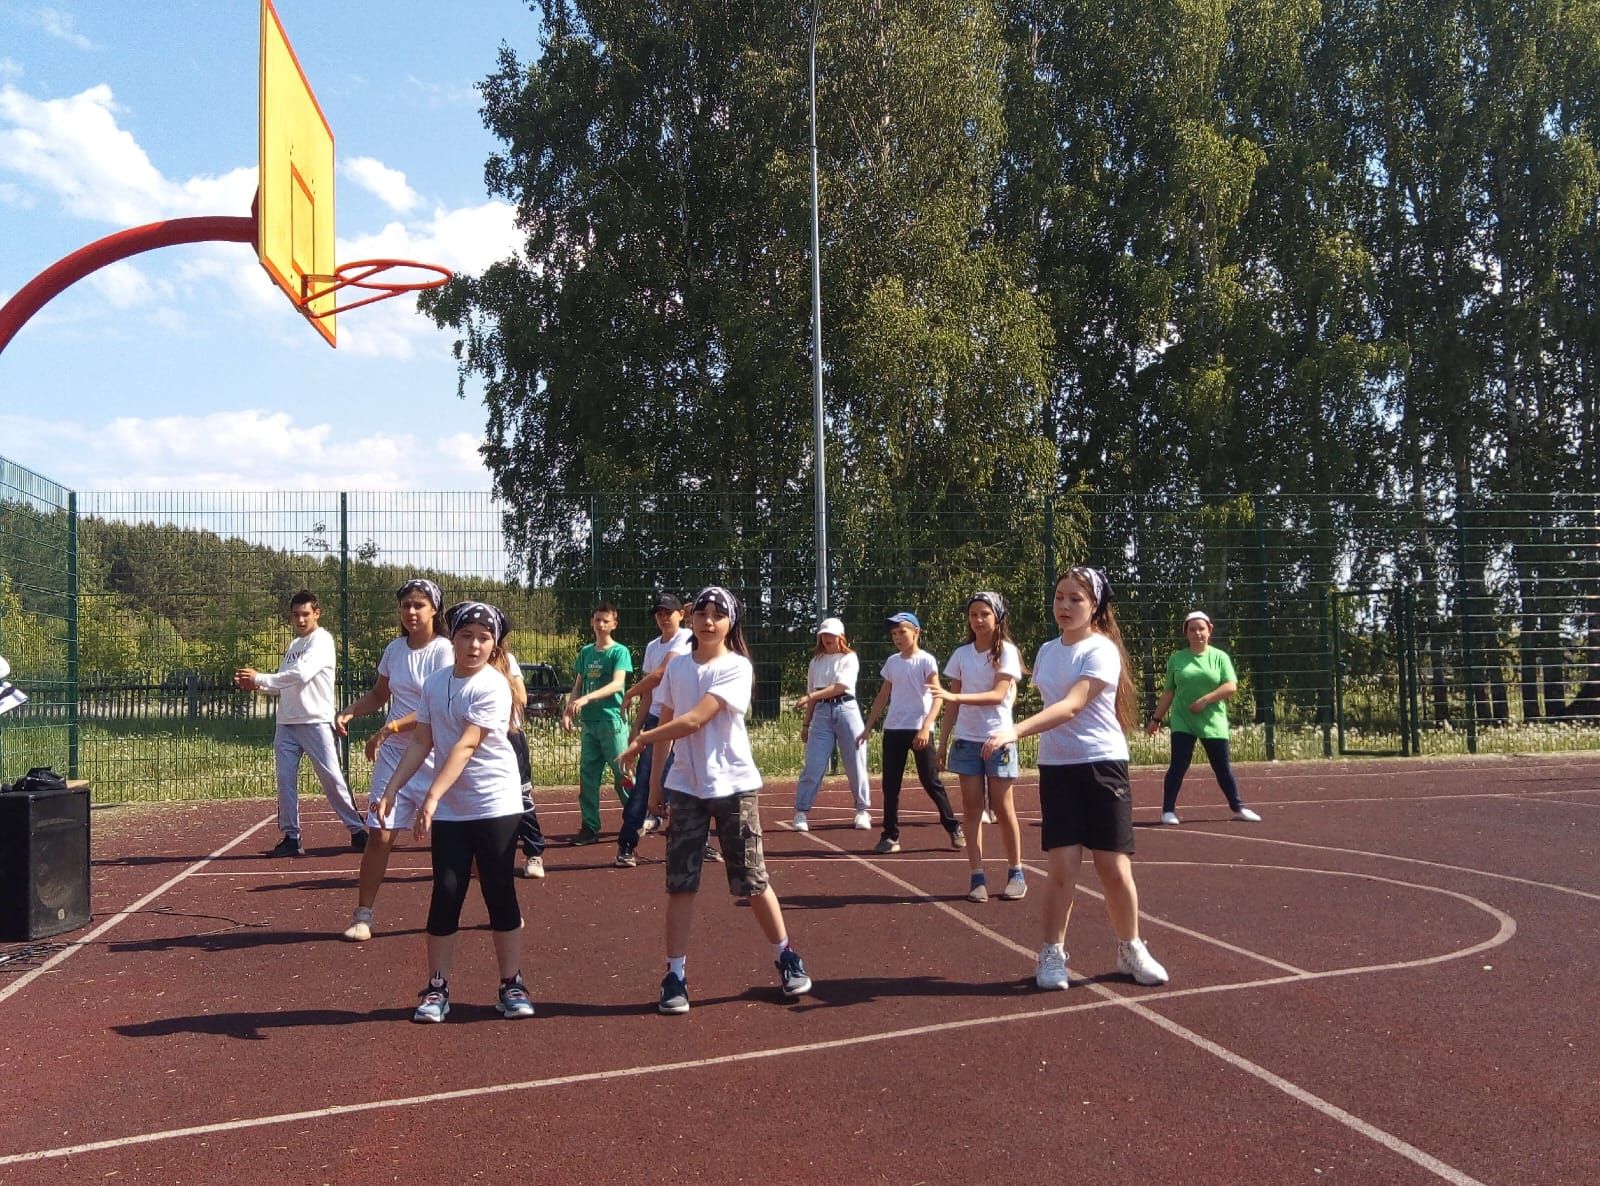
left=808, top=2, right=829, bottom=618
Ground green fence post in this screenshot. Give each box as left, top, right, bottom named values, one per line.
left=1408, top=585, right=1423, bottom=754
left=67, top=490, right=80, bottom=779
left=1329, top=591, right=1343, bottom=756
left=1455, top=499, right=1478, bottom=754
left=1395, top=586, right=1410, bottom=756
left=589, top=492, right=601, bottom=604
left=1253, top=498, right=1275, bottom=761
left=338, top=491, right=351, bottom=772
left=1043, top=492, right=1056, bottom=613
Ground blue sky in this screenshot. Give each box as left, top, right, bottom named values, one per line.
left=0, top=0, right=539, bottom=492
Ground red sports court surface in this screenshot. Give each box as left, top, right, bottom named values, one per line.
left=1, top=754, right=1595, bottom=1184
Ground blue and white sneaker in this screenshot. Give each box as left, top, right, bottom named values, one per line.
left=776, top=947, right=812, bottom=997
left=658, top=971, right=690, bottom=1015
left=412, top=978, right=450, bottom=1023
left=496, top=975, right=535, bottom=1019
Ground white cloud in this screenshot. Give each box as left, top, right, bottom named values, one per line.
left=343, top=155, right=420, bottom=213
left=0, top=409, right=495, bottom=492
left=87, top=260, right=166, bottom=309
left=0, top=81, right=520, bottom=358
left=32, top=8, right=97, bottom=52
left=0, top=83, right=255, bottom=224
left=0, top=58, right=23, bottom=81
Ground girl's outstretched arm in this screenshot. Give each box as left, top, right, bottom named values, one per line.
left=983, top=677, right=1105, bottom=758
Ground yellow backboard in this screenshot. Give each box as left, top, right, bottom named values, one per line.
left=258, top=0, right=336, bottom=346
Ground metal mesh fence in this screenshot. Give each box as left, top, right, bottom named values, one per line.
left=0, top=458, right=74, bottom=784
left=0, top=460, right=1595, bottom=804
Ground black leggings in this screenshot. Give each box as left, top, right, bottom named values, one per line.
left=881, top=728, right=959, bottom=839
left=1162, top=732, right=1243, bottom=814
left=426, top=814, right=523, bottom=936
left=509, top=730, right=545, bottom=857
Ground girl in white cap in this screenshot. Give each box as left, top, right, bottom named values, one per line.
left=791, top=617, right=872, bottom=832
left=983, top=567, right=1168, bottom=990
left=1145, top=611, right=1261, bottom=824
left=933, top=591, right=1027, bottom=902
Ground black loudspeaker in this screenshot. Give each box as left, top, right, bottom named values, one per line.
left=0, top=786, right=91, bottom=940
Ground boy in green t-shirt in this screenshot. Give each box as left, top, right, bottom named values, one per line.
left=562, top=602, right=634, bottom=844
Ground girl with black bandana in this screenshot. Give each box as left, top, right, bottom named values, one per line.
left=982, top=568, right=1169, bottom=990
left=335, top=579, right=453, bottom=942
left=381, top=600, right=534, bottom=1022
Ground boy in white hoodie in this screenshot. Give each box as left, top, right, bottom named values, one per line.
left=235, top=590, right=367, bottom=856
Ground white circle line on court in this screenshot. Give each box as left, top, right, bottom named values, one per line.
left=789, top=825, right=1507, bottom=1186
left=1166, top=826, right=1600, bottom=903
left=0, top=842, right=1510, bottom=1182
left=0, top=814, right=278, bottom=1007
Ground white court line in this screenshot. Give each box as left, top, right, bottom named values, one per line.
left=789, top=827, right=1505, bottom=1186
left=1172, top=827, right=1600, bottom=904
left=0, top=814, right=278, bottom=1007
left=0, top=846, right=1511, bottom=1177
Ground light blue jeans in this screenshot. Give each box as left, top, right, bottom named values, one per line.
left=794, top=697, right=871, bottom=813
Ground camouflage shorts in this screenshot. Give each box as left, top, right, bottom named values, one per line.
left=664, top=790, right=768, bottom=897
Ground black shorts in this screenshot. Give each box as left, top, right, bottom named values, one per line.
left=1039, top=761, right=1134, bottom=854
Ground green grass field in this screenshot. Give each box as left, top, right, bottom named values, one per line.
left=4, top=712, right=1598, bottom=804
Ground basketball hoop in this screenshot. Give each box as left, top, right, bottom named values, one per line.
left=299, top=258, right=453, bottom=319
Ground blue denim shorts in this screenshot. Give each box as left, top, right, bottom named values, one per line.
left=946, top=737, right=1019, bottom=779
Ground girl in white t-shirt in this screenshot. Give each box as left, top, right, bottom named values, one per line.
left=983, top=568, right=1168, bottom=990
left=334, top=579, right=454, bottom=942
left=791, top=617, right=872, bottom=832
left=933, top=591, right=1027, bottom=903
left=618, top=586, right=813, bottom=1015
left=380, top=601, right=534, bottom=1023
left=856, top=612, right=963, bottom=853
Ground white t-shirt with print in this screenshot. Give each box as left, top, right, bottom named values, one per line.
left=643, top=628, right=694, bottom=712
left=659, top=650, right=763, bottom=799
left=807, top=649, right=860, bottom=697
left=416, top=664, right=523, bottom=821
left=943, top=641, right=1022, bottom=742
left=1032, top=634, right=1129, bottom=764
left=881, top=649, right=940, bottom=731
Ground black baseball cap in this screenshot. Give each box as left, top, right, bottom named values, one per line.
left=649, top=592, right=683, bottom=612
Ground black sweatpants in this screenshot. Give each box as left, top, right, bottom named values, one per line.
left=1161, top=731, right=1243, bottom=814
left=880, top=728, right=960, bottom=840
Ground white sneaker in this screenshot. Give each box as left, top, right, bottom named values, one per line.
left=1116, top=938, right=1169, bottom=986
left=642, top=814, right=665, bottom=835
left=520, top=855, right=545, bottom=879
left=1160, top=811, right=1181, bottom=826
left=981, top=808, right=997, bottom=824
left=853, top=810, right=872, bottom=830
left=1035, top=945, right=1069, bottom=990
left=792, top=812, right=809, bottom=832
left=1233, top=807, right=1262, bottom=822
left=342, top=907, right=373, bottom=942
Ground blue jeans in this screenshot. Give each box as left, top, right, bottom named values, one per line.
left=619, top=712, right=675, bottom=850
left=794, top=697, right=870, bottom=813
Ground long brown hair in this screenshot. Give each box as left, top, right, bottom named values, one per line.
left=961, top=594, right=1015, bottom=668
left=811, top=633, right=853, bottom=658
left=490, top=644, right=528, bottom=725
left=1058, top=569, right=1138, bottom=731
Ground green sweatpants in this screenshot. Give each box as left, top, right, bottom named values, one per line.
left=579, top=716, right=630, bottom=833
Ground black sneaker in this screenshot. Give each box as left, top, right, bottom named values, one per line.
left=350, top=830, right=369, bottom=853
left=658, top=971, right=690, bottom=1014
left=266, top=834, right=303, bottom=858
left=776, top=947, right=812, bottom=996
left=571, top=827, right=600, bottom=847
left=614, top=846, right=638, bottom=868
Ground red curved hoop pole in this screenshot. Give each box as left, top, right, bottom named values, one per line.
left=0, top=215, right=257, bottom=358
left=300, top=258, right=453, bottom=318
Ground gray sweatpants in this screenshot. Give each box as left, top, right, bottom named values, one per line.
left=274, top=722, right=365, bottom=838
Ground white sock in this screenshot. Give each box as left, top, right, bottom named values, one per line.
left=773, top=939, right=790, bottom=959
left=667, top=955, right=686, bottom=977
